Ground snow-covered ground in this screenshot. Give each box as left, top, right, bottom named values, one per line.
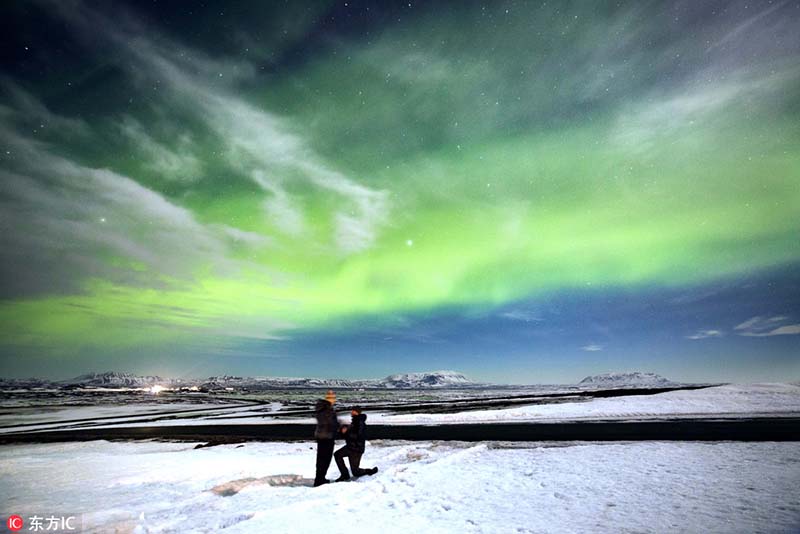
left=0, top=402, right=271, bottom=434
left=0, top=439, right=797, bottom=533
left=0, top=402, right=257, bottom=426
left=1, top=384, right=798, bottom=434
left=371, top=383, right=800, bottom=424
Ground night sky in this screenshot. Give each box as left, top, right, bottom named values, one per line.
left=1, top=1, right=798, bottom=382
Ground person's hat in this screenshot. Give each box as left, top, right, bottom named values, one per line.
left=325, top=390, right=336, bottom=404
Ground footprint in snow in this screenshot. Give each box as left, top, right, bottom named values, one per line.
left=216, top=513, right=255, bottom=529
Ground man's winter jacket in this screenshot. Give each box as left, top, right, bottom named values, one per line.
left=344, top=413, right=367, bottom=453
left=314, top=399, right=339, bottom=440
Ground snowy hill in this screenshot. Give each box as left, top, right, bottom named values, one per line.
left=380, top=371, right=472, bottom=388
left=32, top=370, right=476, bottom=390
left=200, top=376, right=369, bottom=389
left=203, top=371, right=474, bottom=389
left=578, top=372, right=676, bottom=388
left=62, top=372, right=172, bottom=388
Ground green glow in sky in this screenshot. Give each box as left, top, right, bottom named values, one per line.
left=0, top=1, right=798, bottom=378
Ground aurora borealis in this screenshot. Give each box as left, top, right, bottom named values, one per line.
left=1, top=1, right=798, bottom=382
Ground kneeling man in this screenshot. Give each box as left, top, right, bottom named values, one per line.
left=334, top=406, right=378, bottom=481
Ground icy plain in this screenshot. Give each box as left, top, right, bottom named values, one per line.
left=3, top=383, right=797, bottom=433
left=1, top=439, right=798, bottom=533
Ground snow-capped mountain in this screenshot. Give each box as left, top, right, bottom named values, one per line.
left=578, top=372, right=676, bottom=388
left=62, top=372, right=172, bottom=388
left=380, top=371, right=472, bottom=388
left=203, top=371, right=474, bottom=389
left=25, top=370, right=477, bottom=390
left=200, top=376, right=371, bottom=389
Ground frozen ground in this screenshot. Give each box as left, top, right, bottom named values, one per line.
left=0, top=402, right=279, bottom=434
left=371, top=383, right=800, bottom=424
left=0, top=402, right=257, bottom=425
left=1, top=384, right=798, bottom=436
left=0, top=439, right=798, bottom=533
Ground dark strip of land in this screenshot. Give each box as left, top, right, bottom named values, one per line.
left=279, top=385, right=718, bottom=414
left=1, top=418, right=797, bottom=445
left=0, top=385, right=720, bottom=431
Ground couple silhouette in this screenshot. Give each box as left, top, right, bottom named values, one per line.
left=313, top=390, right=378, bottom=487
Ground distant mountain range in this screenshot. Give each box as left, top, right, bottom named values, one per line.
left=66, top=372, right=170, bottom=388
left=579, top=372, right=676, bottom=388
left=0, top=370, right=477, bottom=390
left=0, top=370, right=683, bottom=391
left=200, top=370, right=474, bottom=390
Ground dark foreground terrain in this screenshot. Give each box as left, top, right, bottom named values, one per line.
left=2, top=384, right=797, bottom=444
left=1, top=417, right=797, bottom=445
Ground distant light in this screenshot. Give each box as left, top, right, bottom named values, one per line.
left=148, top=385, right=166, bottom=395
left=406, top=239, right=413, bottom=247
left=100, top=217, right=106, bottom=223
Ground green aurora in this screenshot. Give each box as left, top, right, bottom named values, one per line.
left=0, top=1, right=798, bottom=380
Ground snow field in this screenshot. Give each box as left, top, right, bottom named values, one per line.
left=5, top=384, right=799, bottom=435
left=1, top=439, right=798, bottom=533
left=0, top=403, right=284, bottom=434
left=370, top=383, right=800, bottom=424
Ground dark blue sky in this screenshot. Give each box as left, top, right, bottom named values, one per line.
left=223, top=265, right=799, bottom=383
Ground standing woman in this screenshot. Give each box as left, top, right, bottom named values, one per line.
left=313, top=390, right=339, bottom=487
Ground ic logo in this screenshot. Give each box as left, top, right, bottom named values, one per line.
left=7, top=515, right=23, bottom=531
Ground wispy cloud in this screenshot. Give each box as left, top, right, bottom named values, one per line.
left=0, top=79, right=90, bottom=138
left=707, top=1, right=790, bottom=53
left=500, top=309, right=542, bottom=323
left=118, top=116, right=203, bottom=182
left=1, top=1, right=394, bottom=300
left=762, top=325, right=800, bottom=336
left=0, top=0, right=398, bottom=354
left=612, top=0, right=800, bottom=156
left=0, top=118, right=264, bottom=297
left=50, top=2, right=389, bottom=254
left=614, top=77, right=770, bottom=152
left=581, top=344, right=603, bottom=352
left=686, top=329, right=723, bottom=340
left=734, top=316, right=800, bottom=337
